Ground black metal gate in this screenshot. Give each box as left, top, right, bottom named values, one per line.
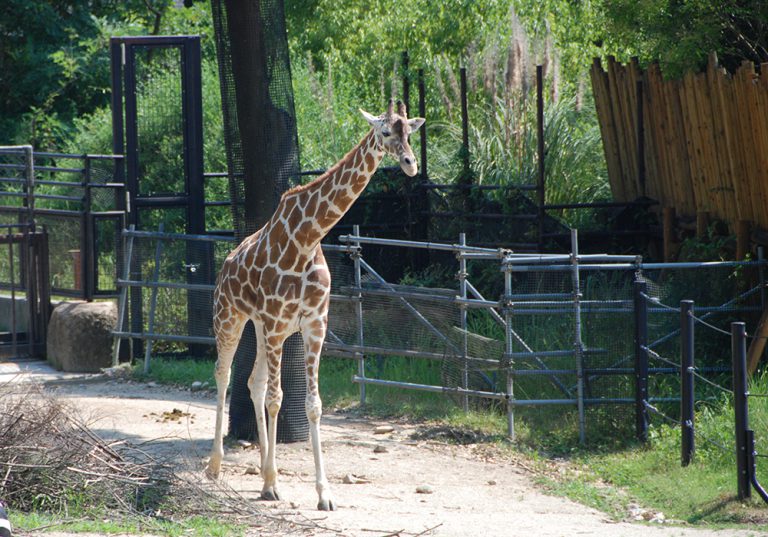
left=0, top=223, right=50, bottom=359
left=110, top=36, right=211, bottom=356
left=110, top=35, right=205, bottom=234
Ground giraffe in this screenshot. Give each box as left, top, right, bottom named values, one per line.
left=206, top=100, right=424, bottom=511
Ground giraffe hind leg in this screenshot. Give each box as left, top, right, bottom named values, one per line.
left=206, top=311, right=245, bottom=479
left=301, top=318, right=335, bottom=511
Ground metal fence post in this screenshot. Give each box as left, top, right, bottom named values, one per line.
left=731, top=321, right=751, bottom=500
left=536, top=65, right=545, bottom=251
left=571, top=229, right=586, bottom=445
left=83, top=155, right=94, bottom=301
left=634, top=277, right=649, bottom=442
left=459, top=232, right=469, bottom=412
left=112, top=225, right=135, bottom=366
left=503, top=263, right=515, bottom=440
left=23, top=145, right=35, bottom=229
left=353, top=225, right=366, bottom=404
left=680, top=300, right=695, bottom=466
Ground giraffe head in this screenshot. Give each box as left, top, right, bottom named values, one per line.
left=360, top=100, right=425, bottom=177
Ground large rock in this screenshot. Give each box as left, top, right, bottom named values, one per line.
left=47, top=301, right=117, bottom=372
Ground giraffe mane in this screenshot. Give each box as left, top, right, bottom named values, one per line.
left=280, top=129, right=374, bottom=200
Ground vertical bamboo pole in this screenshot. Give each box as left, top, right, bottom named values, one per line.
left=736, top=220, right=751, bottom=260
left=696, top=211, right=709, bottom=238
left=646, top=64, right=673, bottom=207
left=606, top=57, right=634, bottom=198
left=590, top=59, right=625, bottom=201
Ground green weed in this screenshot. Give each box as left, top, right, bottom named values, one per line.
left=11, top=511, right=244, bottom=537
left=132, top=356, right=216, bottom=387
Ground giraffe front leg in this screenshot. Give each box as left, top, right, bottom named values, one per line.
left=207, top=340, right=237, bottom=479
left=302, top=320, right=335, bottom=511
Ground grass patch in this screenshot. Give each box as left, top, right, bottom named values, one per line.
left=11, top=511, right=244, bottom=536
left=132, top=356, right=216, bottom=388
left=541, top=377, right=768, bottom=529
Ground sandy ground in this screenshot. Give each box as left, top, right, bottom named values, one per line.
left=4, top=362, right=768, bottom=537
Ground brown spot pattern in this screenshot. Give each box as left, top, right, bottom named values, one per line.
left=213, top=125, right=388, bottom=436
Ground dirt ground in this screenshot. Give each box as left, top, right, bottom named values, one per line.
left=13, top=371, right=768, bottom=537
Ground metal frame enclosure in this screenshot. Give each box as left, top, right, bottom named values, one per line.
left=110, top=35, right=205, bottom=235
left=110, top=35, right=209, bottom=355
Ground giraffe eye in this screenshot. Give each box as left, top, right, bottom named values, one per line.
left=382, top=129, right=391, bottom=137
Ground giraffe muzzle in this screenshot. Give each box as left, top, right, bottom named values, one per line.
left=400, top=154, right=418, bottom=177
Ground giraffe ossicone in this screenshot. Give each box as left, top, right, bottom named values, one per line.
left=206, top=100, right=424, bottom=511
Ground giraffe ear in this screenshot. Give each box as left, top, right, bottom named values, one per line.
left=408, top=117, right=425, bottom=133
left=360, top=109, right=382, bottom=127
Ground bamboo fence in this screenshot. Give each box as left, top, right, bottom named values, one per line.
left=591, top=54, right=768, bottom=232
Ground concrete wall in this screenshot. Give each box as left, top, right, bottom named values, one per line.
left=0, top=294, right=28, bottom=332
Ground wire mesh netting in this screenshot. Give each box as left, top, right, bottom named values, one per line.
left=122, top=232, right=231, bottom=354
left=133, top=47, right=185, bottom=200
left=500, top=268, right=637, bottom=443
left=211, top=0, right=300, bottom=241
left=210, top=0, right=305, bottom=441
left=638, top=263, right=761, bottom=446
left=116, top=223, right=768, bottom=450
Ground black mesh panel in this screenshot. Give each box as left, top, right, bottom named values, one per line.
left=211, top=0, right=307, bottom=442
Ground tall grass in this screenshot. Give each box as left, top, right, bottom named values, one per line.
left=423, top=18, right=609, bottom=229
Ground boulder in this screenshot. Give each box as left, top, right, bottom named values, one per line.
left=47, top=301, right=117, bottom=372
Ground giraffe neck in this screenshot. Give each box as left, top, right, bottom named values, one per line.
left=271, top=130, right=384, bottom=253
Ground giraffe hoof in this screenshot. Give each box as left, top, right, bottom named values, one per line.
left=204, top=461, right=221, bottom=480
left=260, top=488, right=282, bottom=502
left=317, top=498, right=336, bottom=511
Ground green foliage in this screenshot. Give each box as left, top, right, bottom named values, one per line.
left=287, top=0, right=510, bottom=104
left=678, top=224, right=736, bottom=262
left=0, top=0, right=174, bottom=148
left=570, top=381, right=768, bottom=526
left=601, top=0, right=768, bottom=76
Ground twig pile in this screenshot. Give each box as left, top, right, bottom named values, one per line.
left=0, top=382, right=326, bottom=534
left=0, top=383, right=169, bottom=514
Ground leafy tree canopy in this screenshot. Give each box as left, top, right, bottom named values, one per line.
left=601, top=0, right=768, bottom=76
left=0, top=0, right=173, bottom=147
